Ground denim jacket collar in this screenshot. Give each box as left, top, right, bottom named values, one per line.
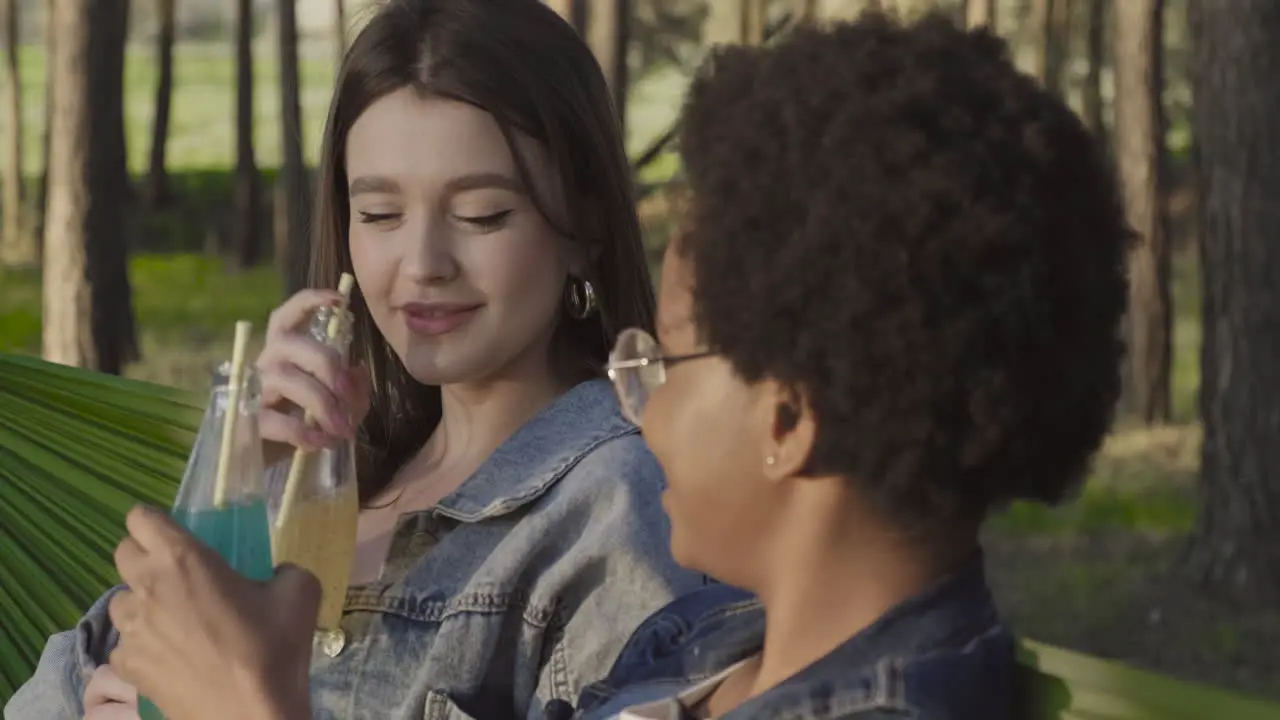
left=433, top=379, right=636, bottom=523
left=723, top=553, right=1000, bottom=718
left=578, top=552, right=1009, bottom=719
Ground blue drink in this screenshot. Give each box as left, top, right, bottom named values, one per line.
left=139, top=357, right=273, bottom=720
left=137, top=500, right=275, bottom=720
left=171, top=499, right=275, bottom=581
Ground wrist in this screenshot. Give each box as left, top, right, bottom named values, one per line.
left=237, top=665, right=311, bottom=720
left=248, top=687, right=311, bottom=720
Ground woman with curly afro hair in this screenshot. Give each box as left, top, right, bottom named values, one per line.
left=54, top=11, right=1130, bottom=720
left=574, top=11, right=1131, bottom=720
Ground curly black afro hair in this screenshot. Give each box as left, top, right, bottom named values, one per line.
left=677, top=13, right=1131, bottom=528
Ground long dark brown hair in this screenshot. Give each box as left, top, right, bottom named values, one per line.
left=309, top=0, right=655, bottom=502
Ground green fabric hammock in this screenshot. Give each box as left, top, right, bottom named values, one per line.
left=0, top=352, right=202, bottom=701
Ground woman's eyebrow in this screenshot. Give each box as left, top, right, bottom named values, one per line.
left=443, top=172, right=526, bottom=195
left=348, top=175, right=402, bottom=197
left=348, top=172, right=526, bottom=197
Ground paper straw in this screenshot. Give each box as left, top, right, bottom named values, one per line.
left=213, top=321, right=253, bottom=508
left=275, top=273, right=356, bottom=529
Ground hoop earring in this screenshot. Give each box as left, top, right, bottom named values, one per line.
left=565, top=277, right=598, bottom=320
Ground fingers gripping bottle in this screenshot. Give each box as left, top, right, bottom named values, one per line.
left=268, top=273, right=360, bottom=658
left=138, top=321, right=274, bottom=720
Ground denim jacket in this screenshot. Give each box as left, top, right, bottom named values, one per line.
left=572, top=554, right=1014, bottom=720
left=5, top=379, right=707, bottom=720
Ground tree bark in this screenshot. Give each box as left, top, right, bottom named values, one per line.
left=0, top=0, right=32, bottom=266
left=334, top=0, right=345, bottom=68
left=231, top=0, right=260, bottom=269
left=42, top=0, right=137, bottom=374
left=1114, top=0, right=1169, bottom=424
left=965, top=0, right=997, bottom=29
left=1081, top=0, right=1106, bottom=139
left=278, top=0, right=310, bottom=293
left=1184, top=0, right=1280, bottom=602
left=33, top=6, right=53, bottom=249
left=145, top=0, right=176, bottom=206
left=1043, top=0, right=1072, bottom=95
left=795, top=0, right=820, bottom=22
left=587, top=0, right=630, bottom=136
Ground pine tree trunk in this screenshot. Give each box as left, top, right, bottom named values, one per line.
left=0, top=0, right=31, bottom=266
left=1081, top=0, right=1106, bottom=139
left=795, top=0, right=820, bottom=22
left=33, top=8, right=53, bottom=249
left=1028, top=0, right=1052, bottom=85
left=1043, top=0, right=1072, bottom=96
left=145, top=0, right=176, bottom=206
left=278, top=0, right=310, bottom=294
left=232, top=0, right=260, bottom=269
left=965, top=0, right=997, bottom=29
left=587, top=0, right=630, bottom=136
left=1114, top=0, right=1169, bottom=424
left=334, top=0, right=345, bottom=68
left=43, top=0, right=137, bottom=374
left=1184, top=0, right=1280, bottom=602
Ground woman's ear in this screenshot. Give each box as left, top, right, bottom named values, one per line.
left=755, top=380, right=818, bottom=482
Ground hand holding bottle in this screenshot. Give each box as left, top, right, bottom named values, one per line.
left=256, top=289, right=372, bottom=456
left=107, top=506, right=318, bottom=720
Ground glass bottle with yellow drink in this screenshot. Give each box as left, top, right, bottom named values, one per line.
left=267, top=277, right=360, bottom=658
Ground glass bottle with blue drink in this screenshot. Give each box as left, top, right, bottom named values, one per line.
left=137, top=360, right=275, bottom=720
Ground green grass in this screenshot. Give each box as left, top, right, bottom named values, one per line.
left=11, top=42, right=337, bottom=175
left=0, top=254, right=280, bottom=387
left=4, top=42, right=689, bottom=180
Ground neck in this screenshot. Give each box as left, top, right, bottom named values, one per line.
left=393, top=344, right=573, bottom=506
left=433, top=372, right=569, bottom=464
left=745, top=483, right=977, bottom=697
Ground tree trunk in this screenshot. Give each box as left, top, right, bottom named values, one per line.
left=587, top=0, right=630, bottom=135
left=33, top=6, right=53, bottom=249
left=818, top=0, right=882, bottom=20
left=0, top=0, right=32, bottom=266
left=42, top=0, right=137, bottom=374
left=965, top=0, right=997, bottom=29
left=278, top=0, right=310, bottom=294
left=1041, top=0, right=1072, bottom=95
left=145, top=0, right=176, bottom=206
left=744, top=0, right=768, bottom=45
left=334, top=0, right=345, bottom=68
left=1081, top=0, right=1106, bottom=139
left=1113, top=0, right=1169, bottom=424
left=1184, top=0, right=1280, bottom=602
left=231, top=0, right=259, bottom=269
left=547, top=0, right=573, bottom=27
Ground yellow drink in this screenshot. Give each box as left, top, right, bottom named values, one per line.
left=271, top=479, right=359, bottom=630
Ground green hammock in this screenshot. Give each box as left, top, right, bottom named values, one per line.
left=0, top=352, right=201, bottom=700
left=1, top=353, right=1277, bottom=717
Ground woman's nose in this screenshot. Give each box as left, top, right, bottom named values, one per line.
left=402, top=215, right=460, bottom=284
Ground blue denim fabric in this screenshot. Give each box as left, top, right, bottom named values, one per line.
left=5, top=379, right=706, bottom=720
left=572, top=554, right=1015, bottom=720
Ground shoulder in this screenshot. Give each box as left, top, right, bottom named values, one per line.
left=561, top=429, right=663, bottom=493
left=895, top=625, right=1018, bottom=719
left=572, top=584, right=761, bottom=716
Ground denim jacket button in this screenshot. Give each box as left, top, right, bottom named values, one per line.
left=316, top=628, right=346, bottom=658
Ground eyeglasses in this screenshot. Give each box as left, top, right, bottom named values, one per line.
left=606, top=327, right=714, bottom=426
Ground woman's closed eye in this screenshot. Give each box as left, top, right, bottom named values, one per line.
left=356, top=210, right=402, bottom=225
left=455, top=209, right=513, bottom=232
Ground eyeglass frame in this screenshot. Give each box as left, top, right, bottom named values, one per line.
left=605, top=327, right=715, bottom=425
